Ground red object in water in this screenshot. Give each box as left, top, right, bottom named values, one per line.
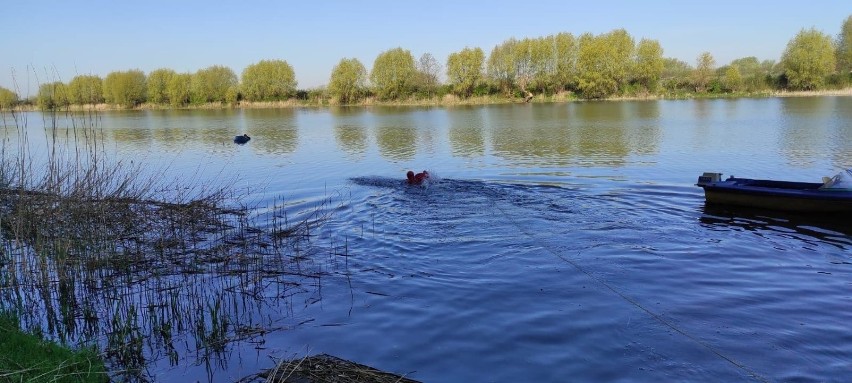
left=407, top=170, right=430, bottom=185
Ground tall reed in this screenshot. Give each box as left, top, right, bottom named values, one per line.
left=0, top=104, right=343, bottom=382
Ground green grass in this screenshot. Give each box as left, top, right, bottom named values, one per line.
left=0, top=313, right=107, bottom=383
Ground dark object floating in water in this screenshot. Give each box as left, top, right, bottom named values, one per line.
left=263, top=353, right=420, bottom=383
left=234, top=134, right=251, bottom=144
left=696, top=171, right=852, bottom=214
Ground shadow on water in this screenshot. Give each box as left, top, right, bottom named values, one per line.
left=699, top=204, right=852, bottom=249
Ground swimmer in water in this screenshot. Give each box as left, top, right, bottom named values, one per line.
left=406, top=170, right=429, bottom=185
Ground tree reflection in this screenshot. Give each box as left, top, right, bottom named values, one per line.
left=778, top=97, right=832, bottom=168
left=242, top=109, right=298, bottom=155
left=832, top=97, right=852, bottom=168
left=448, top=106, right=485, bottom=157
left=489, top=102, right=660, bottom=167
left=335, top=124, right=368, bottom=158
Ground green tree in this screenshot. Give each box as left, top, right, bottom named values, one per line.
left=166, top=73, right=192, bottom=107
left=576, top=29, right=635, bottom=98
left=487, top=39, right=518, bottom=95
left=446, top=47, right=485, bottom=97
left=837, top=15, right=852, bottom=75
left=727, top=57, right=764, bottom=91
left=692, top=52, right=716, bottom=93
left=552, top=32, right=578, bottom=92
left=0, top=87, right=18, bottom=109
left=103, top=70, right=146, bottom=107
left=191, top=65, right=238, bottom=103
left=328, top=58, right=367, bottom=104
left=67, top=75, right=104, bottom=105
left=37, top=82, right=69, bottom=110
left=633, top=38, right=664, bottom=92
left=722, top=66, right=743, bottom=92
left=781, top=28, right=836, bottom=90
left=241, top=59, right=297, bottom=101
left=526, top=37, right=554, bottom=93
left=511, top=38, right=535, bottom=95
left=370, top=47, right=417, bottom=100
left=147, top=68, right=176, bottom=104
left=661, top=58, right=692, bottom=91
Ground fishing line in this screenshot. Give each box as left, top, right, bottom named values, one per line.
left=489, top=190, right=769, bottom=383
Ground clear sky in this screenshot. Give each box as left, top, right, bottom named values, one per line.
left=1, top=0, right=849, bottom=97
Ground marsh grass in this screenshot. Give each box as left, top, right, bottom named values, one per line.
left=0, top=106, right=343, bottom=382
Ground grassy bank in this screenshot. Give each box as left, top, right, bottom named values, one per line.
left=8, top=87, right=851, bottom=112
left=0, top=312, right=107, bottom=383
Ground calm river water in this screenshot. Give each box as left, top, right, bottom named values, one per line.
left=2, top=97, right=852, bottom=382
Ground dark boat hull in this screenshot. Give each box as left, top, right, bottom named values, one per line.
left=696, top=174, right=852, bottom=214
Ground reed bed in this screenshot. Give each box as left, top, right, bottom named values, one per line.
left=0, top=108, right=344, bottom=382
left=262, top=354, right=419, bottom=383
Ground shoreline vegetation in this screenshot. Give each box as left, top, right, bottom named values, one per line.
left=4, top=87, right=852, bottom=113
left=0, top=107, right=336, bottom=381
left=2, top=15, right=850, bottom=113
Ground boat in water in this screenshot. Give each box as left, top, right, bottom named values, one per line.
left=696, top=170, right=852, bottom=214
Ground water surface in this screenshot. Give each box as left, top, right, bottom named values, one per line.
left=2, top=97, right=851, bottom=382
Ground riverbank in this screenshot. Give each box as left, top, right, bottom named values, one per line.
left=0, top=313, right=107, bottom=383
left=7, top=87, right=851, bottom=112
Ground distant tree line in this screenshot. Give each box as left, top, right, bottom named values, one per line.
left=1, top=15, right=850, bottom=110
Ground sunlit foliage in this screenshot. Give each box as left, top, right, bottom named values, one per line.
left=692, top=52, right=716, bottom=93
left=147, top=69, right=176, bottom=104
left=167, top=73, right=192, bottom=107
left=836, top=16, right=852, bottom=75
left=0, top=87, right=19, bottom=109
left=328, top=58, right=367, bottom=104
left=446, top=47, right=485, bottom=97
left=370, top=48, right=417, bottom=100
left=191, top=65, right=237, bottom=103
left=577, top=29, right=635, bottom=99
left=37, top=81, right=70, bottom=110
left=487, top=39, right=518, bottom=95
left=781, top=28, right=836, bottom=90
left=241, top=59, right=297, bottom=101
left=67, top=75, right=104, bottom=105
left=552, top=32, right=578, bottom=92
left=722, top=66, right=743, bottom=92
left=634, top=38, right=664, bottom=92
left=660, top=58, right=692, bottom=92
left=103, top=70, right=146, bottom=108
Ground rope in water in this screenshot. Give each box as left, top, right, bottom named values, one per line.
left=490, top=194, right=769, bottom=383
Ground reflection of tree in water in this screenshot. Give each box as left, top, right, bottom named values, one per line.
left=334, top=124, right=368, bottom=159
left=243, top=109, right=299, bottom=155
left=448, top=107, right=485, bottom=158
left=101, top=109, right=251, bottom=155
left=489, top=103, right=660, bottom=167
left=778, top=97, right=833, bottom=168
left=624, top=101, right=661, bottom=156
left=375, top=124, right=416, bottom=161
left=832, top=98, right=852, bottom=168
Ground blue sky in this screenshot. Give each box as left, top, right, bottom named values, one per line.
left=1, top=0, right=849, bottom=97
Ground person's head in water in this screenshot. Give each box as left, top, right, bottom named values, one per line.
left=407, top=170, right=429, bottom=185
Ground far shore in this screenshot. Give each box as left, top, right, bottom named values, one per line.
left=8, top=87, right=852, bottom=112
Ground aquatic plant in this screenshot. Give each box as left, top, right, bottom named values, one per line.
left=0, top=106, right=343, bottom=381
